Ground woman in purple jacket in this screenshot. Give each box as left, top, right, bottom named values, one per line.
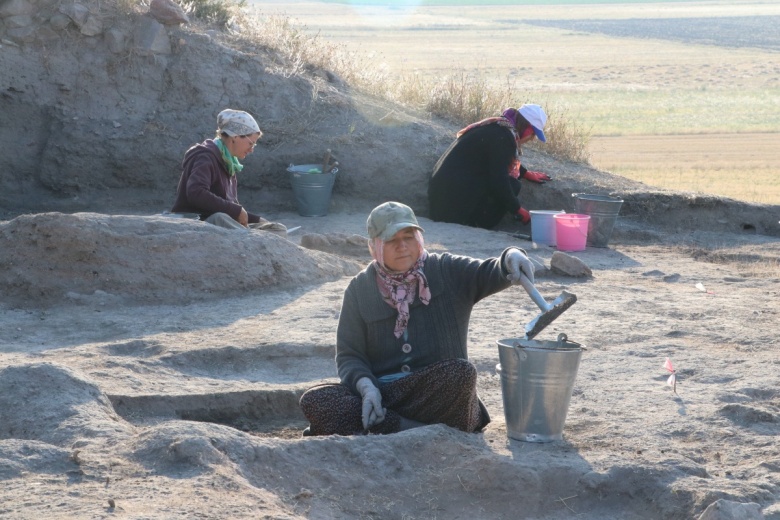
left=171, top=109, right=286, bottom=235
left=300, top=201, right=535, bottom=436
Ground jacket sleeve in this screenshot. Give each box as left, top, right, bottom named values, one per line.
left=335, top=279, right=377, bottom=393
left=484, top=131, right=522, bottom=215
left=185, top=155, right=243, bottom=220
left=441, top=249, right=520, bottom=305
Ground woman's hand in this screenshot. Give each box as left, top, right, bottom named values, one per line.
left=515, top=207, right=531, bottom=224
left=237, top=207, right=249, bottom=227
left=503, top=249, right=535, bottom=284
left=356, top=377, right=386, bottom=430
left=524, top=171, right=552, bottom=184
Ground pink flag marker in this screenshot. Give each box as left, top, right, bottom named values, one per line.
left=664, top=357, right=677, bottom=394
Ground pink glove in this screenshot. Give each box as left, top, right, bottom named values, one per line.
left=524, top=171, right=552, bottom=183
left=515, top=207, right=531, bottom=224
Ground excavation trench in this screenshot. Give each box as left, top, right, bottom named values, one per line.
left=109, top=389, right=308, bottom=439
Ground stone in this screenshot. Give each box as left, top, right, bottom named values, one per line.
left=697, top=499, right=762, bottom=520
left=300, top=234, right=328, bottom=249
left=104, top=27, right=125, bottom=54
left=79, top=13, right=102, bottom=36
left=60, top=2, right=89, bottom=27
left=3, top=14, right=32, bottom=28
left=528, top=255, right=549, bottom=277
left=550, top=251, right=592, bottom=277
left=300, top=233, right=369, bottom=257
left=5, top=25, right=35, bottom=43
left=133, top=16, right=171, bottom=55
left=578, top=470, right=607, bottom=491
left=36, top=24, right=60, bottom=41
left=47, top=13, right=71, bottom=30
left=149, top=0, right=189, bottom=25
left=0, top=0, right=34, bottom=18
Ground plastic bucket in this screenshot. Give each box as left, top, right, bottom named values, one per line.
left=496, top=335, right=584, bottom=442
left=287, top=164, right=338, bottom=217
left=553, top=213, right=590, bottom=252
left=573, top=194, right=624, bottom=248
left=530, top=210, right=564, bottom=246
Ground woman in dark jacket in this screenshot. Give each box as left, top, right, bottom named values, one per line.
left=299, top=201, right=535, bottom=436
left=171, top=108, right=286, bottom=235
left=428, top=104, right=551, bottom=229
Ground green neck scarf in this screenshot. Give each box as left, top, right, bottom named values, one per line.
left=215, top=138, right=244, bottom=177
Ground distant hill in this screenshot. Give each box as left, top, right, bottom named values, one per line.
left=524, top=15, right=780, bottom=51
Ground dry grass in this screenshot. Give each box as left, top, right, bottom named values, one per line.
left=238, top=9, right=590, bottom=163
left=182, top=0, right=246, bottom=27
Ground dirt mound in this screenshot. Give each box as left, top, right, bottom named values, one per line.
left=0, top=212, right=361, bottom=307
left=0, top=0, right=452, bottom=218
left=0, top=363, right=133, bottom=446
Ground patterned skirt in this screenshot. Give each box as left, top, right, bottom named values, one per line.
left=299, top=358, right=490, bottom=436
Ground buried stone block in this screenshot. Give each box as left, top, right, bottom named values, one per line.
left=5, top=25, right=35, bottom=43
left=0, top=0, right=35, bottom=18
left=105, top=26, right=126, bottom=54
left=300, top=233, right=369, bottom=257
left=48, top=12, right=72, bottom=30
left=697, top=499, right=762, bottom=520
left=79, top=13, right=103, bottom=36
left=133, top=15, right=171, bottom=55
left=3, top=14, right=32, bottom=29
left=59, top=2, right=89, bottom=27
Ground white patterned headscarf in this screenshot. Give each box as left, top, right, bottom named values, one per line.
left=217, top=109, right=262, bottom=137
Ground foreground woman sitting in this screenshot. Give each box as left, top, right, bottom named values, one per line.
left=299, top=201, right=535, bottom=435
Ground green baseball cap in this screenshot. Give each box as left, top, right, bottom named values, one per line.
left=366, top=201, right=424, bottom=241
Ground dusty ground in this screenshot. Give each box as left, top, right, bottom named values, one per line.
left=1, top=208, right=779, bottom=519
left=1, top=0, right=779, bottom=518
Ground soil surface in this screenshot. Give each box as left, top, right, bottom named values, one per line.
left=1, top=1, right=779, bottom=519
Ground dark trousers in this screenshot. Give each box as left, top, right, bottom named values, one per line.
left=299, top=359, right=490, bottom=436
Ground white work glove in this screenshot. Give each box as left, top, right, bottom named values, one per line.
left=355, top=377, right=386, bottom=430
left=503, top=248, right=535, bottom=285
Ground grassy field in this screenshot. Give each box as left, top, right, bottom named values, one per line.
left=590, top=133, right=780, bottom=204
left=256, top=1, right=780, bottom=204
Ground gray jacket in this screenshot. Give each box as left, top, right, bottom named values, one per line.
left=336, top=250, right=514, bottom=393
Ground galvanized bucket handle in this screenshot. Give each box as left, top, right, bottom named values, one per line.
left=512, top=333, right=585, bottom=360
left=512, top=343, right=527, bottom=361
left=557, top=333, right=586, bottom=350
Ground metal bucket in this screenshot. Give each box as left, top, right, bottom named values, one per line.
left=496, top=334, right=584, bottom=442
left=573, top=194, right=623, bottom=248
left=287, top=164, right=338, bottom=217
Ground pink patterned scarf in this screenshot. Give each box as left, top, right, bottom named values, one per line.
left=372, top=236, right=431, bottom=338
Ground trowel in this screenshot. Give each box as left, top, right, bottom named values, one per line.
left=517, top=274, right=577, bottom=339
